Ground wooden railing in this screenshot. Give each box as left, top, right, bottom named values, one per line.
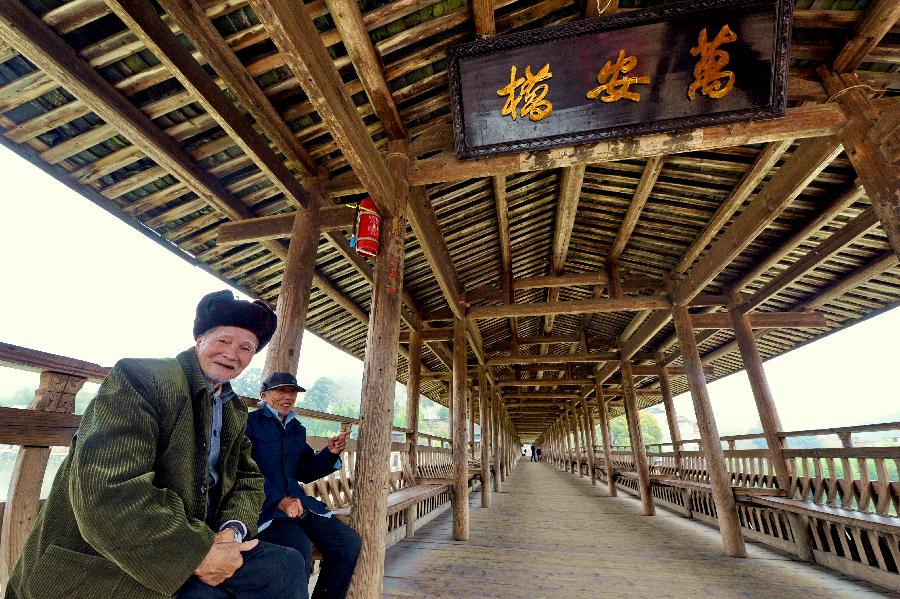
left=0, top=343, right=458, bottom=589
left=579, top=423, right=900, bottom=592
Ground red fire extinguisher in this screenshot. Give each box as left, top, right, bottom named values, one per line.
left=350, top=197, right=381, bottom=258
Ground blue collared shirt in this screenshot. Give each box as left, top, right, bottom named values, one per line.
left=204, top=379, right=246, bottom=540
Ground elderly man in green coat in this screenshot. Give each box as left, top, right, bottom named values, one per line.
left=5, top=291, right=309, bottom=599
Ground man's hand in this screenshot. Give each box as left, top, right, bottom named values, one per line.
left=213, top=529, right=238, bottom=544
left=194, top=539, right=258, bottom=586
left=277, top=496, right=303, bottom=518
left=327, top=430, right=351, bottom=455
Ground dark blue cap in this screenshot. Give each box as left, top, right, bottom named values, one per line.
left=261, top=371, right=306, bottom=393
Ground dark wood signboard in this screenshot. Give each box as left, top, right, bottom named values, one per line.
left=447, top=0, right=792, bottom=159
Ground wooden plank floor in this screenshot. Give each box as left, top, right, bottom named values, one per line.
left=383, top=460, right=896, bottom=598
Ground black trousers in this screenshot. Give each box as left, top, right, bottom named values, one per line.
left=177, top=541, right=308, bottom=599
left=258, top=514, right=361, bottom=599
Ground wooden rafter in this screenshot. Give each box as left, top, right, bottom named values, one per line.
left=689, top=312, right=828, bottom=330
left=608, top=155, right=666, bottom=263
left=216, top=207, right=356, bottom=246
left=832, top=0, right=900, bottom=73
left=469, top=297, right=670, bottom=320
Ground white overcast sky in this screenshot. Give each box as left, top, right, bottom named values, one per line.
left=1, top=143, right=898, bottom=435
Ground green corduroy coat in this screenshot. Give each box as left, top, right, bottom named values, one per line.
left=5, top=348, right=265, bottom=599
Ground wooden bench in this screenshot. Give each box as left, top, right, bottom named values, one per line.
left=749, top=495, right=900, bottom=536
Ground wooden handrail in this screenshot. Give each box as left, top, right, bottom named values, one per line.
left=0, top=342, right=110, bottom=382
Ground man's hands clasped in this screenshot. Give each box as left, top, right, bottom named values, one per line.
left=194, top=537, right=257, bottom=586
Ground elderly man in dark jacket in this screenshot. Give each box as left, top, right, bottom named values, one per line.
left=245, top=371, right=361, bottom=599
left=5, top=291, right=308, bottom=599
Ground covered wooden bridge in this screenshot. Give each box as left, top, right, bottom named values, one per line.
left=0, top=0, right=898, bottom=596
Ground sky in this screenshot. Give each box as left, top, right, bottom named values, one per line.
left=1, top=143, right=898, bottom=436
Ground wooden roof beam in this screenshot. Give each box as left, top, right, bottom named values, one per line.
left=493, top=174, right=520, bottom=347
left=608, top=155, right=666, bottom=263
left=544, top=164, right=586, bottom=334
left=248, top=0, right=396, bottom=215
left=155, top=0, right=318, bottom=177
left=498, top=378, right=595, bottom=387
left=470, top=297, right=670, bottom=320
left=398, top=328, right=454, bottom=343
left=216, top=207, right=356, bottom=245
left=833, top=0, right=900, bottom=73
left=324, top=0, right=406, bottom=140
left=472, top=0, right=496, bottom=38
left=402, top=104, right=847, bottom=186
left=503, top=393, right=583, bottom=400
left=674, top=136, right=843, bottom=305
left=106, top=0, right=314, bottom=211
left=487, top=352, right=617, bottom=367
left=690, top=312, right=828, bottom=330
left=673, top=141, right=792, bottom=275
left=739, top=208, right=881, bottom=313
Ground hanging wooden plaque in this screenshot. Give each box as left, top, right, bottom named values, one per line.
left=447, top=0, right=792, bottom=159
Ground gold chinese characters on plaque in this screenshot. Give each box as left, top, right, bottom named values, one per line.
left=496, top=63, right=554, bottom=122
left=688, top=24, right=737, bottom=99
left=586, top=49, right=652, bottom=103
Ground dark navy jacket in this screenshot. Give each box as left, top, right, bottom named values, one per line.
left=245, top=405, right=341, bottom=527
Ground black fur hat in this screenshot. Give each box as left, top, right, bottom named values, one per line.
left=193, top=290, right=277, bottom=352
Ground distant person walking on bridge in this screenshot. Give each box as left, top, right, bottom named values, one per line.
left=536, top=446, right=542, bottom=462
left=5, top=291, right=309, bottom=599
left=530, top=444, right=537, bottom=462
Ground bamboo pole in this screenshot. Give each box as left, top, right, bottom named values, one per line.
left=672, top=305, right=747, bottom=558
left=348, top=144, right=410, bottom=598
left=729, top=305, right=813, bottom=560
left=621, top=360, right=655, bottom=515
left=452, top=317, right=470, bottom=540
left=479, top=366, right=492, bottom=508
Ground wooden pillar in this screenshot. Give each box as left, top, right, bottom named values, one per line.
left=570, top=401, right=585, bottom=478
left=561, top=409, right=573, bottom=472
left=491, top=385, right=502, bottom=492
left=595, top=386, right=617, bottom=496
left=263, top=187, right=322, bottom=375
left=1, top=371, right=85, bottom=587
left=451, top=317, right=470, bottom=540
left=468, top=387, right=476, bottom=462
left=730, top=305, right=813, bottom=561
left=404, top=326, right=422, bottom=538
left=621, top=360, right=655, bottom=516
left=582, top=399, right=598, bottom=485
left=478, top=366, right=492, bottom=507
left=656, top=355, right=684, bottom=475
left=672, top=305, right=747, bottom=558
left=348, top=143, right=410, bottom=598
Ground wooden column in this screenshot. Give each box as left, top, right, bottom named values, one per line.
left=672, top=305, right=747, bottom=558
left=0, top=371, right=85, bottom=587
left=491, top=385, right=502, bottom=492
left=656, top=355, right=684, bottom=475
left=730, top=305, right=813, bottom=560
left=621, top=360, right=655, bottom=515
left=582, top=399, right=598, bottom=485
left=570, top=401, right=585, bottom=478
left=404, top=326, right=423, bottom=538
left=348, top=143, right=410, bottom=598
left=263, top=187, right=322, bottom=375
left=468, top=387, right=475, bottom=462
left=565, top=408, right=577, bottom=473
left=451, top=317, right=470, bottom=540
left=595, top=386, right=617, bottom=496
left=478, top=366, right=492, bottom=507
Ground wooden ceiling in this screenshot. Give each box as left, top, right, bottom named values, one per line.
left=0, top=0, right=897, bottom=439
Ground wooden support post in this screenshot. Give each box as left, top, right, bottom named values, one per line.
left=404, top=326, right=422, bottom=539
left=263, top=189, right=322, bottom=376
left=595, top=383, right=617, bottom=496
left=468, top=388, right=475, bottom=462
left=656, top=354, right=683, bottom=475
left=348, top=143, right=409, bottom=598
left=491, top=385, right=502, bottom=492
left=672, top=305, right=747, bottom=558
left=582, top=399, right=598, bottom=486
left=562, top=409, right=574, bottom=473
left=452, top=317, right=470, bottom=540
left=571, top=401, right=585, bottom=478
left=621, top=360, right=655, bottom=516
left=0, top=371, right=85, bottom=587
left=479, top=366, right=492, bottom=507
left=729, top=305, right=813, bottom=561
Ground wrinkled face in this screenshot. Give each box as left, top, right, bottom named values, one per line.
left=195, top=325, right=257, bottom=383
left=261, top=387, right=299, bottom=419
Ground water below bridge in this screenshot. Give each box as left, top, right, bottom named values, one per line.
left=382, top=460, right=893, bottom=598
